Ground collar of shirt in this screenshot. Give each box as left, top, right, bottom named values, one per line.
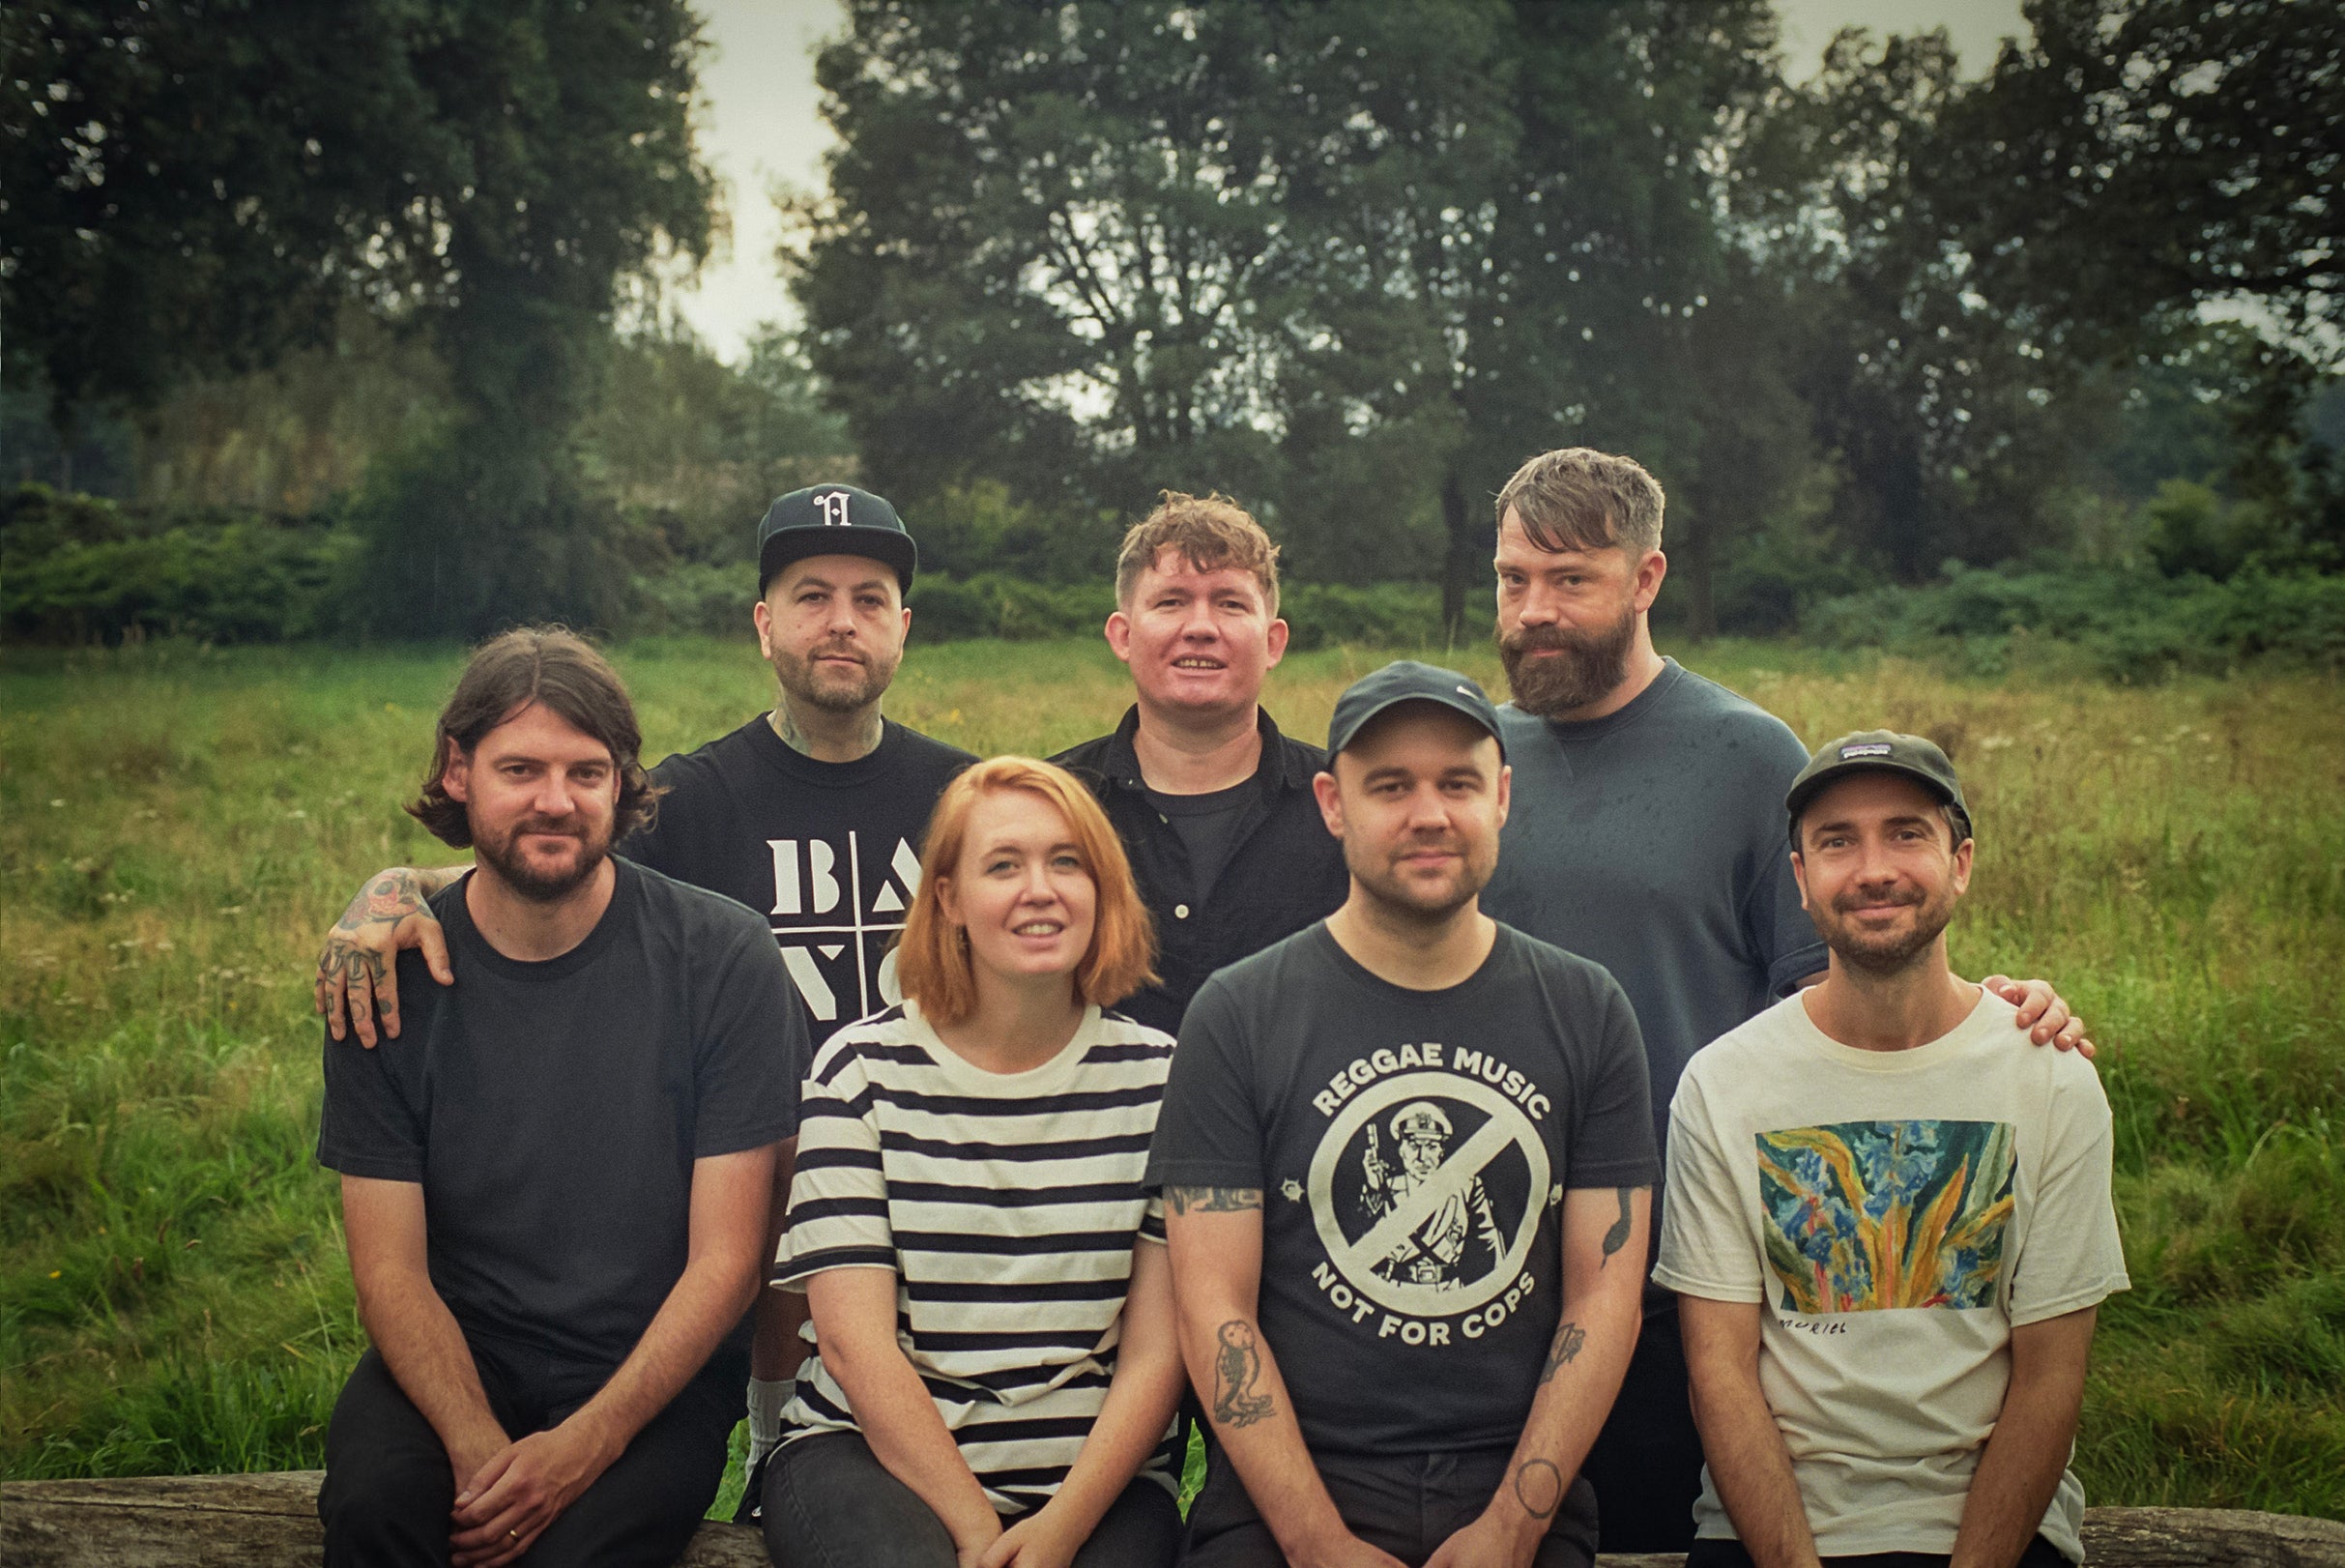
left=1092, top=704, right=1319, bottom=801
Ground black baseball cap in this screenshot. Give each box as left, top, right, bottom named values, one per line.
left=1327, top=661, right=1507, bottom=760
left=756, top=483, right=918, bottom=595
left=1785, top=730, right=1974, bottom=847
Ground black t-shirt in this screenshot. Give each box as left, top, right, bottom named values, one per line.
left=624, top=715, right=974, bottom=1036
left=1139, top=779, right=1254, bottom=908
left=317, top=859, right=807, bottom=1392
left=1145, top=921, right=1656, bottom=1455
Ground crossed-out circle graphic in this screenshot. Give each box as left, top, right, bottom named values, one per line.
left=1306, top=1070, right=1551, bottom=1320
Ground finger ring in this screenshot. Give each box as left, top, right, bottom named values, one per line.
left=508, top=1528, right=521, bottom=1540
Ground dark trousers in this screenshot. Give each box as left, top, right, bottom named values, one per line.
left=1181, top=1442, right=1599, bottom=1568
left=319, top=1346, right=738, bottom=1568
left=1687, top=1531, right=2074, bottom=1568
left=761, top=1429, right=1183, bottom=1568
left=1581, top=1306, right=1707, bottom=1553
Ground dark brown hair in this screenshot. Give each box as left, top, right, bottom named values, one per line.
left=1493, top=448, right=1666, bottom=556
left=1114, top=490, right=1282, bottom=615
left=406, top=626, right=660, bottom=849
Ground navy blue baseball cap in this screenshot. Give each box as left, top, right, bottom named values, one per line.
left=756, top=483, right=918, bottom=595
left=1327, top=661, right=1507, bottom=760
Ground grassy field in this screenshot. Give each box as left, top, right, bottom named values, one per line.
left=3, top=634, right=2340, bottom=1521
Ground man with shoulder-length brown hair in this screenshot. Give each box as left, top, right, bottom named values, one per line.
left=315, top=626, right=807, bottom=1568
left=1053, top=491, right=1348, bottom=1034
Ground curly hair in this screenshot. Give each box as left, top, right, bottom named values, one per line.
left=406, top=626, right=661, bottom=849
left=1114, top=490, right=1281, bottom=615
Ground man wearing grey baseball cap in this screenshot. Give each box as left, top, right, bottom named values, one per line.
left=1655, top=731, right=2126, bottom=1568
left=304, top=481, right=976, bottom=1512
left=1151, top=660, right=1658, bottom=1568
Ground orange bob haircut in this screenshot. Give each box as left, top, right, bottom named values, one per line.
left=897, top=756, right=1159, bottom=1027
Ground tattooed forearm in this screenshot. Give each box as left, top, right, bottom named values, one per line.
left=1513, top=1458, right=1563, bottom=1520
left=1211, top=1321, right=1275, bottom=1428
left=1600, top=1186, right=1638, bottom=1267
left=1168, top=1185, right=1262, bottom=1215
left=1538, top=1320, right=1586, bottom=1385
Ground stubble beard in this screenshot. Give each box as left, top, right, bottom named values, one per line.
left=776, top=641, right=897, bottom=714
left=1346, top=834, right=1489, bottom=927
left=1497, top=603, right=1637, bottom=719
left=473, top=817, right=613, bottom=904
left=1820, top=886, right=1957, bottom=976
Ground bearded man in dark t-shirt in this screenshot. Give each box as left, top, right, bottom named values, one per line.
left=315, top=628, right=803, bottom=1568
left=306, top=484, right=974, bottom=1498
left=1149, top=661, right=1657, bottom=1568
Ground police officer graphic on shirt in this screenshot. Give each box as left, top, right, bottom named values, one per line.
left=1362, top=1100, right=1509, bottom=1289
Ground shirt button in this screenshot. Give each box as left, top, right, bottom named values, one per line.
left=1174, top=904, right=1190, bottom=919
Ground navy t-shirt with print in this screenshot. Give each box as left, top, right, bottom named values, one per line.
left=317, top=859, right=806, bottom=1394
left=624, top=715, right=974, bottom=1036
left=1145, top=921, right=1656, bottom=1457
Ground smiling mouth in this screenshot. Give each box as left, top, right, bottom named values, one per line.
left=1171, top=655, right=1225, bottom=670
left=1012, top=920, right=1064, bottom=937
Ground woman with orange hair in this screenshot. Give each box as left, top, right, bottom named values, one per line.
left=759, top=757, right=1186, bottom=1568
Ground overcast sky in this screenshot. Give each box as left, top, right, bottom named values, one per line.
left=670, top=0, right=2029, bottom=361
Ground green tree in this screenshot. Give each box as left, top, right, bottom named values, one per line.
left=4, top=1, right=717, bottom=634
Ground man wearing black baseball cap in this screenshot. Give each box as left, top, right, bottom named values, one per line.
left=1655, top=732, right=2125, bottom=1568
left=1151, top=661, right=1658, bottom=1568
left=304, top=481, right=975, bottom=1508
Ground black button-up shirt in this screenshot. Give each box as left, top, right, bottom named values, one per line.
left=1054, top=706, right=1349, bottom=1035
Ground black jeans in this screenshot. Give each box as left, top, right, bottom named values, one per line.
left=318, top=1345, right=738, bottom=1568
left=761, top=1429, right=1183, bottom=1568
left=1687, top=1531, right=2075, bottom=1568
left=1180, top=1442, right=1600, bottom=1568
left=1580, top=1305, right=1707, bottom=1553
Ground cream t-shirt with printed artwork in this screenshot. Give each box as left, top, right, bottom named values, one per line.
left=1653, top=989, right=2128, bottom=1562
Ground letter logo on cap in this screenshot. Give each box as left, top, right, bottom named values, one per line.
left=1840, top=742, right=1894, bottom=758
left=816, top=492, right=851, bottom=526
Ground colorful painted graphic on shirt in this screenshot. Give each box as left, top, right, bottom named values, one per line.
left=1755, top=1118, right=2015, bottom=1315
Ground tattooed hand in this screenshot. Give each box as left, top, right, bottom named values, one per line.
left=313, top=866, right=460, bottom=1046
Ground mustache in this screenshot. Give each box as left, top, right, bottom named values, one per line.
left=1499, top=624, right=1580, bottom=655
left=1832, top=886, right=1923, bottom=913
left=512, top=819, right=585, bottom=839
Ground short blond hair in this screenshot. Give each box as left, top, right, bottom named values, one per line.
left=896, top=757, right=1158, bottom=1025
left=1494, top=449, right=1665, bottom=556
left=1114, top=490, right=1281, bottom=615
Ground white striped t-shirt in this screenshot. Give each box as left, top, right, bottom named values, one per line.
left=772, top=999, right=1177, bottom=1515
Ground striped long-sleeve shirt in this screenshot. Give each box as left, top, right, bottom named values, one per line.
left=772, top=1000, right=1178, bottom=1514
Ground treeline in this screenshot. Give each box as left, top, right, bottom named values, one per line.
left=3, top=0, right=2340, bottom=646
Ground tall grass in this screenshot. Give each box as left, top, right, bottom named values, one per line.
left=3, top=636, right=2339, bottom=1517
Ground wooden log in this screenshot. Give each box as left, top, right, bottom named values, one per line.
left=2, top=1472, right=2340, bottom=1568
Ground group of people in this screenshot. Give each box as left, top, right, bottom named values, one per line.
left=307, top=448, right=2124, bottom=1568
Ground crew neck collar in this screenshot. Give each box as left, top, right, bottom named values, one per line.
left=747, top=711, right=899, bottom=784
left=1310, top=917, right=1510, bottom=1005
left=902, top=998, right=1103, bottom=1094
left=1507, top=656, right=1685, bottom=742
left=1788, top=983, right=2004, bottom=1070
left=444, top=858, right=635, bottom=982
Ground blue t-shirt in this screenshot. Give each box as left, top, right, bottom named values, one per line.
left=1481, top=658, right=1826, bottom=1167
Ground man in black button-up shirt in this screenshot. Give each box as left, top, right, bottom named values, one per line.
left=1053, top=493, right=1348, bottom=1034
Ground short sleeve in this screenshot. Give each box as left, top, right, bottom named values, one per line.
left=316, top=953, right=430, bottom=1182
left=1143, top=977, right=1268, bottom=1192
left=2010, top=1063, right=2129, bottom=1325
left=1139, top=1192, right=1168, bottom=1243
left=1563, top=974, right=1659, bottom=1189
left=1651, top=1067, right=1767, bottom=1304
left=689, top=920, right=805, bottom=1157
left=617, top=754, right=691, bottom=880
left=773, top=1043, right=895, bottom=1289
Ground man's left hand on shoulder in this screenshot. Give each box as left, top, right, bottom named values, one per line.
left=449, top=1418, right=619, bottom=1567
left=1984, top=974, right=2094, bottom=1058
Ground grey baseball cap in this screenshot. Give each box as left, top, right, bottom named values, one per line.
left=756, top=483, right=917, bottom=595
left=1326, top=661, right=1506, bottom=760
left=1785, top=730, right=1974, bottom=846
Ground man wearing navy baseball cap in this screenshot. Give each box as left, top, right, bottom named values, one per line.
left=304, top=480, right=975, bottom=1512
left=1151, top=660, right=1658, bottom=1568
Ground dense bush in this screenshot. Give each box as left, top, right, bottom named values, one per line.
left=1, top=484, right=354, bottom=644
left=1801, top=562, right=2345, bottom=680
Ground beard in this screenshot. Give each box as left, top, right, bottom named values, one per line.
left=1817, top=883, right=1958, bottom=976
left=1497, top=604, right=1637, bottom=718
left=472, top=814, right=613, bottom=904
left=773, top=638, right=897, bottom=713
left=1344, top=832, right=1491, bottom=924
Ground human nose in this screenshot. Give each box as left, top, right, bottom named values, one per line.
left=825, top=595, right=858, bottom=636
left=534, top=772, right=579, bottom=818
